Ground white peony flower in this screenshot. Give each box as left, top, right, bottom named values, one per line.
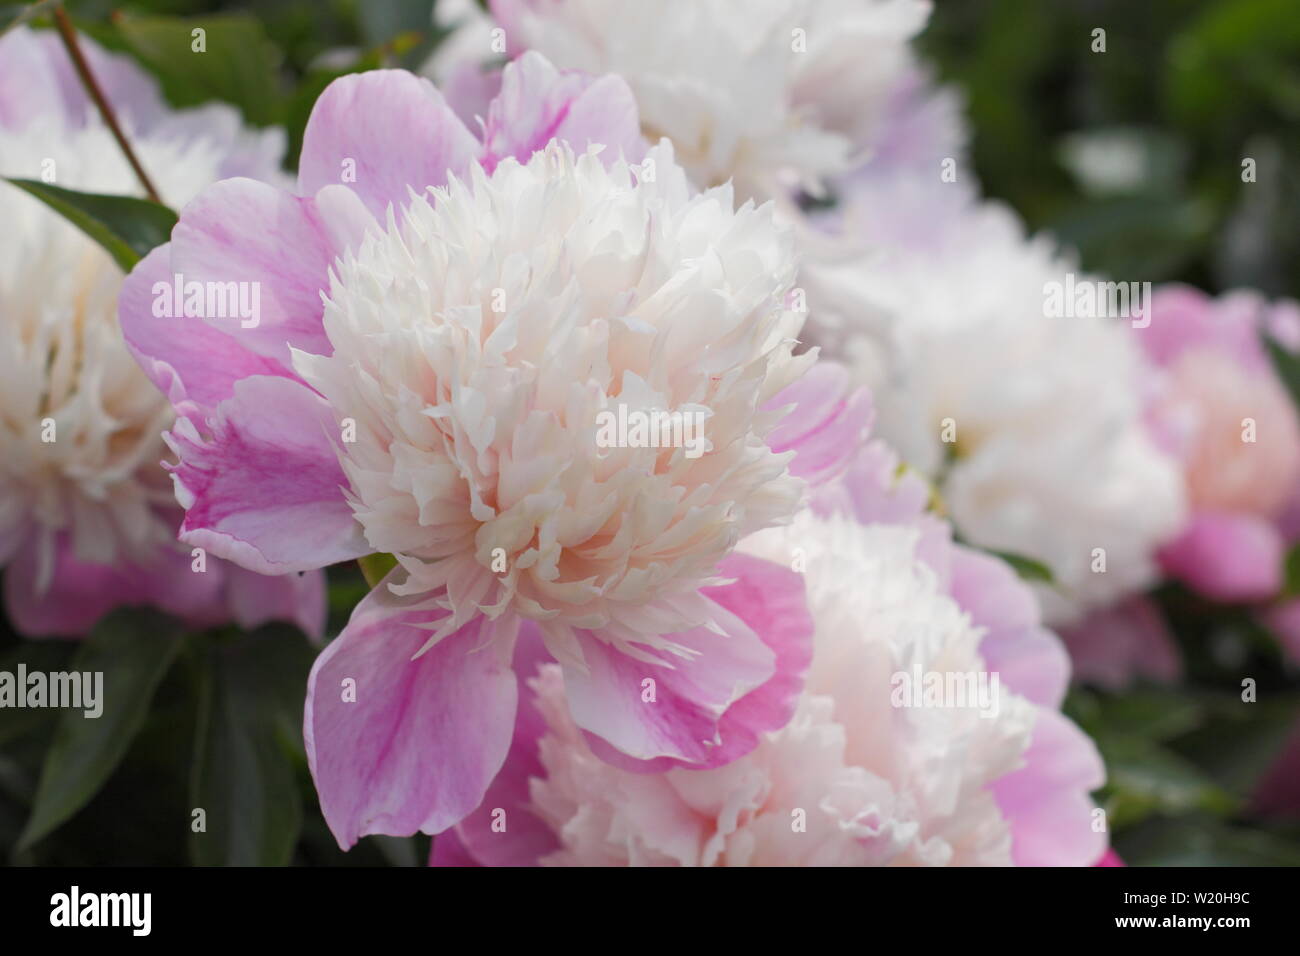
left=0, top=61, right=283, bottom=586
left=485, top=0, right=931, bottom=200
left=528, top=511, right=1037, bottom=866
left=292, top=140, right=814, bottom=666
left=817, top=198, right=1186, bottom=623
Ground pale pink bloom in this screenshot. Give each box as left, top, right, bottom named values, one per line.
left=120, top=57, right=865, bottom=846
left=800, top=65, right=1186, bottom=627
left=1137, top=285, right=1300, bottom=604
left=433, top=376, right=1106, bottom=867
left=0, top=26, right=320, bottom=638
left=482, top=0, right=931, bottom=200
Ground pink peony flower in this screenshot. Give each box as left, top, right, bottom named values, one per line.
left=432, top=376, right=1107, bottom=867
left=1058, top=597, right=1182, bottom=690
left=0, top=26, right=321, bottom=639
left=1138, top=285, right=1300, bottom=604
left=119, top=56, right=864, bottom=847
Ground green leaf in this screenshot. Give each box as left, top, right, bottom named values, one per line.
left=1265, top=334, right=1300, bottom=414
left=1101, top=741, right=1236, bottom=828
left=17, top=609, right=183, bottom=851
left=188, top=625, right=312, bottom=866
left=0, top=641, right=75, bottom=750
left=1280, top=540, right=1300, bottom=599
left=113, top=13, right=285, bottom=126
left=5, top=178, right=176, bottom=271
left=357, top=0, right=445, bottom=67
left=357, top=552, right=398, bottom=588
left=0, top=0, right=56, bottom=38
left=1117, top=815, right=1300, bottom=866
left=987, top=549, right=1056, bottom=584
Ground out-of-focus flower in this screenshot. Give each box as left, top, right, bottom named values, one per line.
left=0, top=26, right=321, bottom=639
left=800, top=66, right=1185, bottom=628
left=1137, top=285, right=1300, bottom=603
left=433, top=378, right=1106, bottom=867
left=457, top=0, right=932, bottom=201
left=120, top=58, right=864, bottom=847
left=817, top=199, right=1185, bottom=625
left=1058, top=597, right=1182, bottom=690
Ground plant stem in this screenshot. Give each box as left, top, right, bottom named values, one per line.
left=52, top=4, right=162, bottom=204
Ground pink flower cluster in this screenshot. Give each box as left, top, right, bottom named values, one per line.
left=38, top=1, right=1300, bottom=865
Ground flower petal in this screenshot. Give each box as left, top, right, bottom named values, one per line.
left=1060, top=597, right=1182, bottom=690
left=169, top=179, right=374, bottom=365
left=428, top=827, right=482, bottom=867
left=991, top=708, right=1108, bottom=867
left=442, top=625, right=561, bottom=866
left=1160, top=510, right=1284, bottom=602
left=169, top=375, right=369, bottom=574
left=3, top=534, right=221, bottom=638
left=298, top=70, right=481, bottom=219
left=565, top=559, right=809, bottom=766
left=222, top=565, right=328, bottom=641
left=482, top=51, right=644, bottom=171
left=305, top=575, right=519, bottom=848
left=588, top=554, right=813, bottom=773
left=766, top=362, right=873, bottom=488
left=949, top=545, right=1070, bottom=708
left=120, top=244, right=296, bottom=420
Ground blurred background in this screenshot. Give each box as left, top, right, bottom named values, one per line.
left=2, top=0, right=1298, bottom=866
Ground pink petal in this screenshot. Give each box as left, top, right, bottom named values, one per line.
left=992, top=708, right=1108, bottom=867
left=428, top=827, right=482, bottom=867
left=766, top=362, right=874, bottom=488
left=441, top=60, right=503, bottom=132
left=1159, top=510, right=1284, bottom=602
left=1138, top=284, right=1271, bottom=373
left=120, top=244, right=296, bottom=420
left=1094, top=848, right=1126, bottom=867
left=1060, top=597, right=1182, bottom=690
left=482, top=51, right=644, bottom=172
left=442, top=625, right=561, bottom=866
left=1261, top=599, right=1300, bottom=666
left=567, top=557, right=811, bottom=767
left=0, top=28, right=74, bottom=129
left=813, top=438, right=931, bottom=527
left=588, top=554, right=813, bottom=773
left=169, top=179, right=374, bottom=365
left=168, top=375, right=369, bottom=574
left=29, top=26, right=166, bottom=130
left=305, top=575, right=519, bottom=848
left=1251, top=716, right=1300, bottom=819
left=949, top=545, right=1070, bottom=708
left=298, top=70, right=481, bottom=220
left=3, top=534, right=222, bottom=638
left=222, top=565, right=328, bottom=641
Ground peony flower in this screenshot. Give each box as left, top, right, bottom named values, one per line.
left=826, top=204, right=1185, bottom=624
left=1137, top=285, right=1300, bottom=603
left=0, top=26, right=321, bottom=639
left=119, top=57, right=861, bottom=846
left=432, top=378, right=1107, bottom=867
left=460, top=0, right=932, bottom=201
